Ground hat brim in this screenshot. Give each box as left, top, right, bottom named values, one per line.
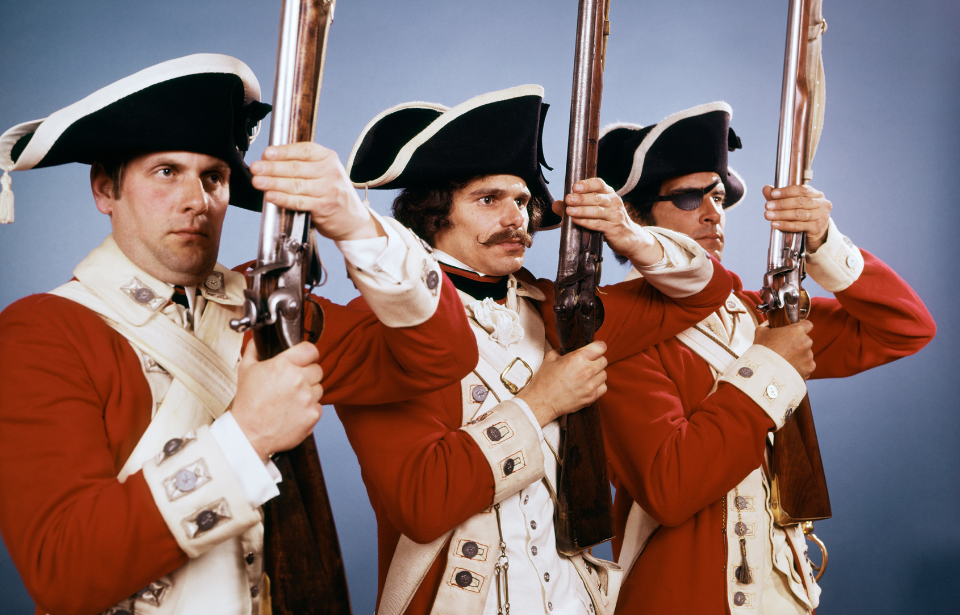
left=0, top=54, right=269, bottom=211
left=599, top=102, right=747, bottom=210
left=348, top=84, right=560, bottom=231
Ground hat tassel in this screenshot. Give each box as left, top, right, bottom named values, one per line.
left=0, top=171, right=13, bottom=224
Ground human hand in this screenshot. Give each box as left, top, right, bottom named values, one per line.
left=762, top=184, right=832, bottom=251
left=753, top=320, right=816, bottom=379
left=551, top=177, right=664, bottom=266
left=250, top=142, right=384, bottom=241
left=231, top=340, right=324, bottom=461
left=516, top=341, right=608, bottom=427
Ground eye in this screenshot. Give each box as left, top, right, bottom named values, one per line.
left=480, top=196, right=493, bottom=205
left=158, top=167, right=173, bottom=177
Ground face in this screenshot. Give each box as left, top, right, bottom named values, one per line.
left=432, top=174, right=532, bottom=276
left=648, top=172, right=726, bottom=260
left=92, top=151, right=231, bottom=285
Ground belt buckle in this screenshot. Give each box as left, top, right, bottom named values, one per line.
left=500, top=357, right=533, bottom=394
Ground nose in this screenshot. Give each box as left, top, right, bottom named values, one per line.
left=180, top=175, right=210, bottom=215
left=699, top=195, right=722, bottom=224
left=500, top=201, right=526, bottom=230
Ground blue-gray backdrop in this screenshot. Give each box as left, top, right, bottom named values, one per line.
left=1, top=1, right=957, bottom=614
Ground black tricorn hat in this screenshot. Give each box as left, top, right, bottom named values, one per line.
left=597, top=102, right=746, bottom=210
left=0, top=54, right=271, bottom=211
left=346, top=84, right=561, bottom=230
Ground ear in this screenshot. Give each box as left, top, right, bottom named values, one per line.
left=90, top=163, right=115, bottom=215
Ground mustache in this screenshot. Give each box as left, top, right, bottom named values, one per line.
left=478, top=228, right=533, bottom=248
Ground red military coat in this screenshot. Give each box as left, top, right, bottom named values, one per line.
left=601, top=250, right=936, bottom=615
left=335, top=263, right=734, bottom=615
left=0, top=273, right=477, bottom=615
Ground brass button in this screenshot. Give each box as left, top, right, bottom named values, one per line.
left=544, top=572, right=550, bottom=582
left=455, top=570, right=473, bottom=588
left=134, top=287, right=155, bottom=304
left=503, top=458, right=515, bottom=475
left=531, top=546, right=538, bottom=556
left=196, top=510, right=219, bottom=532
left=472, top=386, right=488, bottom=403
left=245, top=552, right=256, bottom=565
left=204, top=274, right=223, bottom=291
left=426, top=270, right=440, bottom=290
left=738, top=367, right=754, bottom=379
left=531, top=520, right=537, bottom=530
left=462, top=541, right=479, bottom=559
left=736, top=496, right=747, bottom=510
left=163, top=438, right=183, bottom=456
left=486, top=425, right=502, bottom=441
left=734, top=591, right=746, bottom=606
left=735, top=522, right=747, bottom=536
left=766, top=384, right=779, bottom=399
left=175, top=469, right=198, bottom=493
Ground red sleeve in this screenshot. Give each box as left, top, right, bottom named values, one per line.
left=336, top=385, right=495, bottom=544
left=527, top=257, right=734, bottom=364
left=739, top=250, right=936, bottom=379
left=602, top=341, right=775, bottom=527
left=237, top=269, right=477, bottom=406
left=0, top=296, right=187, bottom=615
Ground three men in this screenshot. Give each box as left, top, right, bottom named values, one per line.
left=0, top=55, right=477, bottom=614
left=336, top=85, right=734, bottom=615
left=596, top=103, right=936, bottom=614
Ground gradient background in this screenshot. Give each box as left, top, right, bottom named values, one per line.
left=1, top=1, right=957, bottom=613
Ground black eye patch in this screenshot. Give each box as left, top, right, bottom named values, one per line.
left=651, top=179, right=721, bottom=211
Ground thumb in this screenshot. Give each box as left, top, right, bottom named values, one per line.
left=239, top=339, right=260, bottom=372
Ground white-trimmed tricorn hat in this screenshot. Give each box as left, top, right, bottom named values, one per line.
left=346, top=84, right=561, bottom=230
left=0, top=54, right=272, bottom=215
left=597, top=101, right=746, bottom=211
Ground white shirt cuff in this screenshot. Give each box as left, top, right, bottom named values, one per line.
left=510, top=397, right=546, bottom=444
left=335, top=209, right=407, bottom=284
left=210, top=411, right=281, bottom=507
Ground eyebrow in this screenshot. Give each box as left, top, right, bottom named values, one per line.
left=667, top=182, right=725, bottom=196
left=466, top=186, right=532, bottom=200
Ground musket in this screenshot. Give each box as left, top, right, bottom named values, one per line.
left=757, top=0, right=829, bottom=581
left=230, top=1, right=353, bottom=612
left=554, top=0, right=614, bottom=556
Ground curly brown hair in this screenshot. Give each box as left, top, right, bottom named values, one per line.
left=392, top=176, right=546, bottom=246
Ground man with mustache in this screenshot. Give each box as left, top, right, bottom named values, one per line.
left=595, top=103, right=935, bottom=614
left=334, top=85, right=735, bottom=615
left=0, top=55, right=477, bottom=615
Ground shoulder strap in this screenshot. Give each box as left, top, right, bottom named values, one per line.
left=617, top=502, right=662, bottom=579
left=675, top=325, right=739, bottom=374
left=50, top=280, right=238, bottom=417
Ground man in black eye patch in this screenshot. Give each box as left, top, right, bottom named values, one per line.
left=595, top=101, right=935, bottom=615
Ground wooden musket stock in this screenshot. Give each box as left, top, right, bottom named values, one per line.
left=235, top=1, right=352, bottom=613
left=554, top=0, right=613, bottom=556
left=762, top=0, right=831, bottom=529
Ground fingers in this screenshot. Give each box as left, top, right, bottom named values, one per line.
left=762, top=184, right=823, bottom=200
left=799, top=319, right=814, bottom=333
left=565, top=189, right=620, bottom=209
left=571, top=177, right=615, bottom=195
left=575, top=340, right=608, bottom=361
left=280, top=341, right=322, bottom=368
left=259, top=142, right=332, bottom=164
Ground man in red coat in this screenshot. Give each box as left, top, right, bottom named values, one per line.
left=596, top=103, right=936, bottom=614
left=0, top=55, right=477, bottom=615
left=336, top=86, right=734, bottom=615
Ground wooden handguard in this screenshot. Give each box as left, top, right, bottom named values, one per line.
left=765, top=0, right=832, bottom=528
left=554, top=0, right=614, bottom=556
left=255, top=1, right=353, bottom=613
